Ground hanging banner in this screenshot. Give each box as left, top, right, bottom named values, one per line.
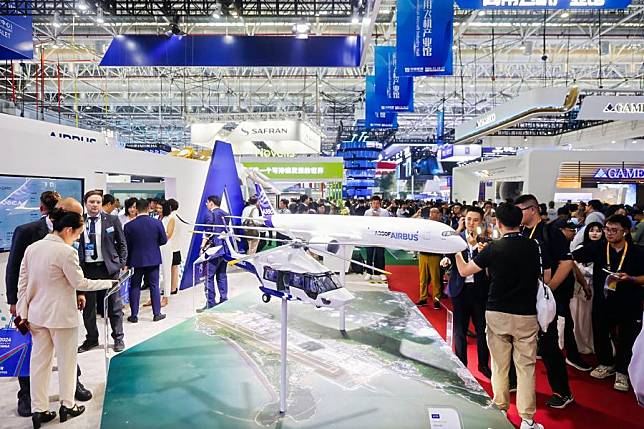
left=436, top=110, right=445, bottom=145
left=375, top=46, right=414, bottom=112
left=396, top=0, right=454, bottom=77
left=365, top=76, right=399, bottom=129
left=0, top=3, right=33, bottom=60
left=101, top=35, right=361, bottom=67
left=455, top=0, right=631, bottom=10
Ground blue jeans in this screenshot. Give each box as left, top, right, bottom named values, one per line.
left=205, top=257, right=228, bottom=308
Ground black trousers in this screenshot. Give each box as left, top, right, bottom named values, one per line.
left=18, top=366, right=82, bottom=404
left=593, top=292, right=643, bottom=373
left=452, top=283, right=489, bottom=368
left=82, top=262, right=124, bottom=343
left=538, top=317, right=571, bottom=396
left=365, top=247, right=385, bottom=275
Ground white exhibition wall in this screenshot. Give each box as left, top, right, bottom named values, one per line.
left=0, top=114, right=209, bottom=304
left=452, top=148, right=644, bottom=204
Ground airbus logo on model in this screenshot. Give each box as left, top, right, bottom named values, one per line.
left=603, top=102, right=644, bottom=114
left=240, top=127, right=289, bottom=136
left=50, top=131, right=97, bottom=143
left=374, top=230, right=420, bottom=241
left=476, top=113, right=496, bottom=128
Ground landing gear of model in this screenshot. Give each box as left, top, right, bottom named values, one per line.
left=262, top=293, right=271, bottom=303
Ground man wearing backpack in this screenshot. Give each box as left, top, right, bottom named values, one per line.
left=516, top=194, right=586, bottom=410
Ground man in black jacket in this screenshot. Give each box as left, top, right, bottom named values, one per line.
left=77, top=191, right=128, bottom=353
left=4, top=192, right=92, bottom=417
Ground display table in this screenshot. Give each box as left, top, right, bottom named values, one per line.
left=101, top=288, right=513, bottom=429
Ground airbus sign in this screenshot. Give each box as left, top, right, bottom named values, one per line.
left=594, top=168, right=644, bottom=180
left=50, top=131, right=97, bottom=144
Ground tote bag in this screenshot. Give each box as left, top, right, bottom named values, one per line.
left=535, top=239, right=557, bottom=332
left=0, top=320, right=31, bottom=377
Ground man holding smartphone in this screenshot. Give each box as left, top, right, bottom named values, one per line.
left=573, top=214, right=644, bottom=392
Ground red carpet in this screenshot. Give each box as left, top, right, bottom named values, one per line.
left=386, top=265, right=644, bottom=429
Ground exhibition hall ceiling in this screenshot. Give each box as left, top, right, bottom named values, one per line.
left=1, top=0, right=643, bottom=151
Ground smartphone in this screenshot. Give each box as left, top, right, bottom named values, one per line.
left=13, top=316, right=30, bottom=335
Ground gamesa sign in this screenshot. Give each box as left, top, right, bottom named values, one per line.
left=594, top=168, right=644, bottom=179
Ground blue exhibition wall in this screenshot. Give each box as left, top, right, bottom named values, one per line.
left=100, top=35, right=362, bottom=67
left=179, top=141, right=245, bottom=291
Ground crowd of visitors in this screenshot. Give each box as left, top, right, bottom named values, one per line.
left=4, top=188, right=642, bottom=428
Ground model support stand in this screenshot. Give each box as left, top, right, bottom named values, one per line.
left=279, top=296, right=288, bottom=414
left=338, top=244, right=349, bottom=332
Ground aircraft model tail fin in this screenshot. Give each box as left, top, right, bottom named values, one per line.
left=254, top=182, right=275, bottom=227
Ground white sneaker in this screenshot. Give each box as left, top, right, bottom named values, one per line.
left=614, top=372, right=630, bottom=392
left=520, top=419, right=544, bottom=429
left=363, top=273, right=372, bottom=281
left=590, top=364, right=615, bottom=379
left=379, top=274, right=388, bottom=282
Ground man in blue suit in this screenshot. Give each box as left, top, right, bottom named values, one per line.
left=124, top=198, right=168, bottom=322
left=442, top=206, right=491, bottom=378
left=197, top=195, right=229, bottom=312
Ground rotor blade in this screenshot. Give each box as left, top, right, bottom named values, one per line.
left=176, top=214, right=272, bottom=231
left=227, top=245, right=287, bottom=265
left=231, top=234, right=294, bottom=243
left=308, top=247, right=392, bottom=276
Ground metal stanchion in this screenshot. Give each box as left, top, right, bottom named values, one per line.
left=104, top=269, right=132, bottom=374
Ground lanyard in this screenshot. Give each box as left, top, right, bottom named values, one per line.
left=606, top=241, right=628, bottom=272
left=528, top=221, right=541, bottom=239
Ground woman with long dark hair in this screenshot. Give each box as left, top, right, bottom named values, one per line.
left=17, top=209, right=114, bottom=428
left=571, top=222, right=604, bottom=355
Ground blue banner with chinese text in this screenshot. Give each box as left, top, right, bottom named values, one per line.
left=396, top=0, right=454, bottom=77
left=365, top=76, right=399, bottom=129
left=0, top=2, right=33, bottom=61
left=455, top=0, right=631, bottom=10
left=375, top=46, right=414, bottom=112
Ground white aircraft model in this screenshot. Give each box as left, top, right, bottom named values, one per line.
left=252, top=182, right=467, bottom=255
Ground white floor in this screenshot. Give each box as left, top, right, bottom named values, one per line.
left=0, top=270, right=258, bottom=429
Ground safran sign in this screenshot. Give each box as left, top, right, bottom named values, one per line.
left=577, top=96, right=644, bottom=121
left=594, top=168, right=644, bottom=180
left=455, top=0, right=631, bottom=9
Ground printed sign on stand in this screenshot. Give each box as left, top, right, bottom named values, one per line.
left=396, top=0, right=454, bottom=77
left=374, top=46, right=414, bottom=112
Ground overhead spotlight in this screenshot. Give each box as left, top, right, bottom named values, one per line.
left=212, top=3, right=222, bottom=19
left=77, top=0, right=88, bottom=11
left=52, top=11, right=62, bottom=28
left=561, top=12, right=570, bottom=19
left=292, top=22, right=311, bottom=39
left=96, top=8, right=105, bottom=24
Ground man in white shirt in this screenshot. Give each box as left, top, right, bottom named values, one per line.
left=363, top=195, right=389, bottom=281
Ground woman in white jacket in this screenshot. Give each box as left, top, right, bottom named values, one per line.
left=17, top=209, right=114, bottom=428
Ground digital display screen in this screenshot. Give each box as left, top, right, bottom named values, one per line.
left=0, top=175, right=84, bottom=252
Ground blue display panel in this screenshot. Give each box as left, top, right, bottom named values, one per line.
left=100, top=35, right=361, bottom=68
left=396, top=0, right=454, bottom=76
left=374, top=46, right=414, bottom=112
left=0, top=175, right=84, bottom=252
left=0, top=2, right=33, bottom=60
left=365, top=76, right=399, bottom=129
left=456, top=0, right=631, bottom=10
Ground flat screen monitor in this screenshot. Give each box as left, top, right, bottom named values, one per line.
left=0, top=175, right=84, bottom=252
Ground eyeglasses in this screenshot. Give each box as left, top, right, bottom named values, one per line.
left=519, top=205, right=537, bottom=211
left=603, top=227, right=624, bottom=235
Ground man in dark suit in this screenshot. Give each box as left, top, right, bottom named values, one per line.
left=4, top=192, right=92, bottom=417
left=77, top=190, right=128, bottom=353
left=124, top=198, right=168, bottom=322
left=442, top=206, right=492, bottom=379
